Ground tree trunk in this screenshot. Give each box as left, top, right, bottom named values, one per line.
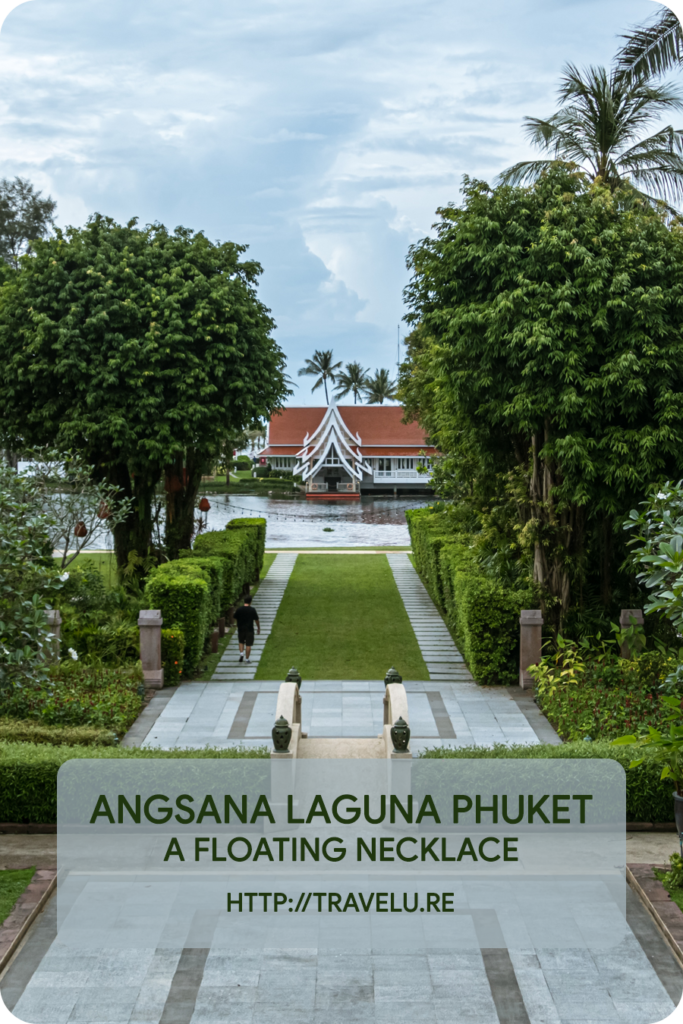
left=164, top=451, right=208, bottom=560
left=108, top=463, right=160, bottom=572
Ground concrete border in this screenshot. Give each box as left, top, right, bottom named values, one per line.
left=0, top=869, right=56, bottom=975
left=628, top=863, right=683, bottom=969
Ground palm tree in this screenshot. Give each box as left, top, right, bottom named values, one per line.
left=334, top=362, right=369, bottom=404
left=297, top=349, right=342, bottom=404
left=499, top=62, right=683, bottom=206
left=365, top=368, right=397, bottom=405
left=616, top=9, right=683, bottom=80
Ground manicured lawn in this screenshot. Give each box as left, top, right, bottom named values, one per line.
left=255, top=554, right=428, bottom=680
left=0, top=867, right=35, bottom=925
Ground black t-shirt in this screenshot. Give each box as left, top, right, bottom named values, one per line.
left=234, top=605, right=258, bottom=631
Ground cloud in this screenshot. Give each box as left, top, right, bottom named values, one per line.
left=0, top=0, right=656, bottom=403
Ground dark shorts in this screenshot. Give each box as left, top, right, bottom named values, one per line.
left=238, top=629, right=254, bottom=646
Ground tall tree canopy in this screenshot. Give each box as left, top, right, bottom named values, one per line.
left=399, top=168, right=683, bottom=625
left=365, top=368, right=397, bottom=405
left=297, top=349, right=341, bottom=403
left=0, top=215, right=289, bottom=565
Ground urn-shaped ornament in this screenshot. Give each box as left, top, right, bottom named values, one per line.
left=74, top=521, right=87, bottom=539
left=385, top=666, right=402, bottom=685
left=285, top=666, right=302, bottom=689
left=390, top=716, right=410, bottom=753
left=272, top=715, right=292, bottom=752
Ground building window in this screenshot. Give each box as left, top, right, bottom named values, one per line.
left=273, top=457, right=293, bottom=469
left=378, top=457, right=392, bottom=471
left=396, top=458, right=414, bottom=470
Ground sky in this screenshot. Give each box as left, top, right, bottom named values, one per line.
left=0, top=0, right=665, bottom=404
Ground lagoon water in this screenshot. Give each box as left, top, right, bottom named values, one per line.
left=86, top=494, right=429, bottom=550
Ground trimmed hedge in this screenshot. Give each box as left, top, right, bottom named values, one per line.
left=419, top=741, right=676, bottom=823
left=144, top=564, right=212, bottom=670
left=161, top=626, right=185, bottom=682
left=191, top=518, right=266, bottom=606
left=0, top=741, right=269, bottom=823
left=0, top=720, right=117, bottom=747
left=406, top=509, right=534, bottom=685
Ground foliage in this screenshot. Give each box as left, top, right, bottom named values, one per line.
left=0, top=660, right=143, bottom=736
left=0, top=215, right=289, bottom=567
left=0, top=462, right=64, bottom=698
left=144, top=563, right=212, bottom=671
left=236, top=455, right=253, bottom=469
left=406, top=508, right=534, bottom=684
left=0, top=177, right=56, bottom=270
left=189, top=519, right=265, bottom=607
left=334, top=362, right=369, bottom=404
left=613, top=693, right=683, bottom=793
left=625, top=480, right=683, bottom=633
left=161, top=626, right=185, bottom=681
left=26, top=449, right=132, bottom=569
left=418, top=740, right=676, bottom=822
left=55, top=563, right=143, bottom=664
left=0, top=718, right=117, bottom=746
left=616, top=8, right=683, bottom=80
left=365, top=368, right=397, bottom=405
left=297, top=349, right=342, bottom=403
left=0, top=741, right=268, bottom=823
left=400, top=168, right=683, bottom=630
left=663, top=852, right=683, bottom=890
left=499, top=64, right=683, bottom=206
left=531, top=639, right=676, bottom=740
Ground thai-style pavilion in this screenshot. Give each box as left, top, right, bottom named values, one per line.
left=257, top=400, right=436, bottom=499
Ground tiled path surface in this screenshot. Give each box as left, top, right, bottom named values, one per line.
left=3, top=887, right=681, bottom=1024
left=211, top=553, right=297, bottom=682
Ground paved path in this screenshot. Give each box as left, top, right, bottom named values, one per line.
left=3, top=887, right=680, bottom=1024
left=210, top=553, right=297, bottom=682
left=386, top=553, right=472, bottom=683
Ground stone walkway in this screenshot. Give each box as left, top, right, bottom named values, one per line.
left=387, top=552, right=472, bottom=683
left=210, top=553, right=297, bottom=682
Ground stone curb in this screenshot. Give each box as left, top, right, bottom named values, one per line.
left=628, top=862, right=683, bottom=968
left=0, top=867, right=56, bottom=975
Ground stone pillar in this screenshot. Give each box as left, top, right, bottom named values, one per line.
left=619, top=609, right=645, bottom=658
left=519, top=609, right=543, bottom=690
left=138, top=610, right=164, bottom=689
left=45, top=609, right=62, bottom=662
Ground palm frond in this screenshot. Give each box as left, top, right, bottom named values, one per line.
left=498, top=159, right=572, bottom=187
left=616, top=9, right=683, bottom=80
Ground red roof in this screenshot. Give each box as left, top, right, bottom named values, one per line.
left=266, top=406, right=433, bottom=449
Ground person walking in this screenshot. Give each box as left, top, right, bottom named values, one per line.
left=234, top=595, right=260, bottom=663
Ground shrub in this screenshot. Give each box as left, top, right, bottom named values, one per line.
left=175, top=555, right=224, bottom=624
left=144, top=563, right=211, bottom=670
left=406, top=509, right=534, bottom=684
left=227, top=517, right=266, bottom=580
left=419, top=741, right=676, bottom=822
left=161, top=626, right=185, bottom=681
left=191, top=518, right=266, bottom=606
left=235, top=455, right=252, bottom=469
left=0, top=661, right=143, bottom=735
left=254, top=465, right=271, bottom=478
left=0, top=741, right=269, bottom=823
left=0, top=719, right=117, bottom=746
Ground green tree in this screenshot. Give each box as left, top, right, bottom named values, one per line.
left=400, top=169, right=683, bottom=626
left=365, top=368, right=397, bottom=405
left=334, top=361, right=369, bottom=403
left=0, top=215, right=289, bottom=566
left=500, top=63, right=683, bottom=206
left=297, top=349, right=342, bottom=403
left=0, top=177, right=56, bottom=270
left=616, top=8, right=683, bottom=80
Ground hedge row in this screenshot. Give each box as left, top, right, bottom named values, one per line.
left=420, top=741, right=675, bottom=823
left=406, top=509, right=534, bottom=685
left=0, top=721, right=117, bottom=747
left=0, top=742, right=269, bottom=823
left=144, top=518, right=266, bottom=672
left=0, top=739, right=674, bottom=824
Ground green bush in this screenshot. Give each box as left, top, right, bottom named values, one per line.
left=254, top=465, right=271, bottom=478
left=227, top=517, right=266, bottom=580
left=176, top=555, right=224, bottom=624
left=0, top=741, right=269, bottom=823
left=191, top=518, right=266, bottom=606
left=0, top=719, right=117, bottom=746
left=419, top=741, right=676, bottom=822
left=235, top=455, right=253, bottom=469
left=406, top=509, right=534, bottom=684
left=0, top=661, right=143, bottom=736
left=161, top=626, right=185, bottom=682
left=144, top=563, right=211, bottom=670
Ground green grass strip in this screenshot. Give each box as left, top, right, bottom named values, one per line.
left=0, top=867, right=36, bottom=925
left=255, top=554, right=429, bottom=681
